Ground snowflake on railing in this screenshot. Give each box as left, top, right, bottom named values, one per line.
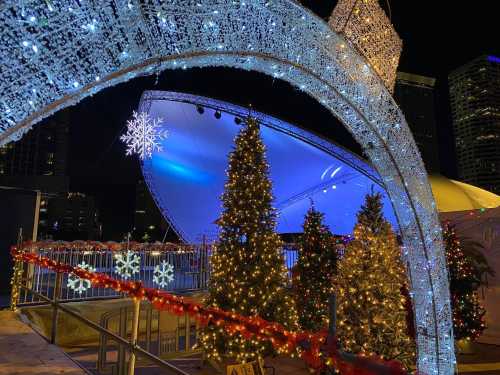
left=67, top=261, right=96, bottom=294
left=153, top=260, right=175, bottom=288
left=120, top=111, right=167, bottom=160
left=114, top=250, right=141, bottom=279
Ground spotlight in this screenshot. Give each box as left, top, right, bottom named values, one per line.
left=196, top=105, right=204, bottom=114
left=214, top=110, right=221, bottom=119
left=234, top=117, right=242, bottom=125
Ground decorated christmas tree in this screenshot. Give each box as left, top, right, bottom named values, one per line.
left=293, top=204, right=338, bottom=331
left=335, top=192, right=415, bottom=367
left=443, top=223, right=486, bottom=341
left=200, top=116, right=298, bottom=363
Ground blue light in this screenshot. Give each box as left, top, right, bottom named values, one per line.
left=487, top=55, right=500, bottom=64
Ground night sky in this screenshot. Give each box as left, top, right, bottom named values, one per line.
left=43, top=1, right=499, bottom=239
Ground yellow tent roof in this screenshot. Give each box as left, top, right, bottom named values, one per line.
left=428, top=175, right=500, bottom=212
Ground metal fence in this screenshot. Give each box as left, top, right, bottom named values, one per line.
left=14, top=242, right=299, bottom=306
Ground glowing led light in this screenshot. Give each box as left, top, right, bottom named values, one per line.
left=120, top=111, right=167, bottom=160
left=67, top=261, right=96, bottom=294
left=153, top=260, right=175, bottom=288
left=0, top=1, right=454, bottom=372
left=114, top=250, right=141, bottom=279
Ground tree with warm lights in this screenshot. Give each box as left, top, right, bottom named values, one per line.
left=200, top=116, right=298, bottom=364
left=443, top=223, right=486, bottom=341
left=335, top=192, right=415, bottom=368
left=293, top=203, right=337, bottom=331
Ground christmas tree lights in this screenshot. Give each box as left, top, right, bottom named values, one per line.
left=335, top=192, right=415, bottom=369
left=0, top=1, right=455, bottom=372
left=200, top=116, right=298, bottom=363
left=442, top=223, right=486, bottom=341
left=293, top=204, right=338, bottom=332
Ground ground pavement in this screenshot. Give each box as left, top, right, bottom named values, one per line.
left=0, top=310, right=88, bottom=375
left=457, top=342, right=500, bottom=375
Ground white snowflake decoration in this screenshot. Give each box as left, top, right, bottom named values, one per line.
left=153, top=260, right=175, bottom=288
left=114, top=250, right=141, bottom=279
left=120, top=111, right=167, bottom=160
left=67, top=261, right=96, bottom=294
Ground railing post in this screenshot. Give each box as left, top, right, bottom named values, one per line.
left=128, top=298, right=141, bottom=375
left=50, top=272, right=63, bottom=344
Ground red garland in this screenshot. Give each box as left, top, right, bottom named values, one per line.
left=11, top=245, right=410, bottom=375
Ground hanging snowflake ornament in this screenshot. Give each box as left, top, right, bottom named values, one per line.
left=67, top=261, right=96, bottom=294
left=114, top=250, right=141, bottom=279
left=153, top=260, right=175, bottom=288
left=120, top=111, right=167, bottom=159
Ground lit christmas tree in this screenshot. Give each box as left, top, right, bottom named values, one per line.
left=335, top=192, right=415, bottom=368
left=443, top=223, right=486, bottom=341
left=200, top=116, right=298, bottom=363
left=293, top=204, right=338, bottom=331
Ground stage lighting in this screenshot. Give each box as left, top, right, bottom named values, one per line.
left=214, top=110, right=222, bottom=119
left=196, top=105, right=204, bottom=114
left=234, top=117, right=242, bottom=125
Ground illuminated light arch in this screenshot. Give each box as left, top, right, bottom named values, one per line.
left=0, top=1, right=454, bottom=373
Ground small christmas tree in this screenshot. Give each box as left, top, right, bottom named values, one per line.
left=293, top=203, right=338, bottom=331
left=443, top=223, right=486, bottom=341
left=335, top=192, right=415, bottom=368
left=200, top=116, right=298, bottom=363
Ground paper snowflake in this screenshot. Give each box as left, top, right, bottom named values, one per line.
left=120, top=111, right=167, bottom=160
left=114, top=250, right=141, bottom=279
left=67, top=261, right=96, bottom=294
left=153, top=260, right=175, bottom=288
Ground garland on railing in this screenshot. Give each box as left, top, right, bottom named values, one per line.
left=16, top=240, right=204, bottom=253
left=11, top=244, right=408, bottom=375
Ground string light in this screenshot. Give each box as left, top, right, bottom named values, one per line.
left=0, top=1, right=455, bottom=372
left=335, top=192, right=415, bottom=370
left=11, top=244, right=406, bottom=374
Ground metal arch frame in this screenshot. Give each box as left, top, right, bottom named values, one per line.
left=0, top=1, right=455, bottom=373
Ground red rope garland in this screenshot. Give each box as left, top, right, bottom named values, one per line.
left=11, top=244, right=409, bottom=375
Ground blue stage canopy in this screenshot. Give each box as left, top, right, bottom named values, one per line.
left=139, top=91, right=397, bottom=243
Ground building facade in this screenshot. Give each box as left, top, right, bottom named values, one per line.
left=394, top=71, right=440, bottom=173
left=449, top=55, right=500, bottom=194
left=38, top=192, right=101, bottom=241
left=133, top=180, right=171, bottom=242
left=0, top=109, right=70, bottom=192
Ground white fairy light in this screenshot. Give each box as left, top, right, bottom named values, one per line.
left=329, top=0, right=402, bottom=93
left=114, top=250, right=141, bottom=279
left=67, top=261, right=96, bottom=294
left=120, top=111, right=167, bottom=160
left=153, top=260, right=175, bottom=288
left=0, top=1, right=454, bottom=373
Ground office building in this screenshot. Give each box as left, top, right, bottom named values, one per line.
left=449, top=55, right=500, bottom=194
left=133, top=180, right=170, bottom=242
left=39, top=192, right=101, bottom=240
left=0, top=109, right=70, bottom=192
left=394, top=72, right=440, bottom=173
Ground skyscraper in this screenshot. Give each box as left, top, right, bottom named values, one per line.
left=0, top=108, right=70, bottom=192
left=449, top=55, right=500, bottom=194
left=394, top=72, right=440, bottom=173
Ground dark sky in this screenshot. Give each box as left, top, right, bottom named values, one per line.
left=50, top=1, right=499, bottom=239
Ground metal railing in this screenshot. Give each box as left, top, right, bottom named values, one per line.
left=12, top=270, right=190, bottom=375
left=13, top=241, right=299, bottom=306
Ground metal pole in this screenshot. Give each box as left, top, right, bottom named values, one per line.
left=128, top=299, right=141, bottom=375
left=50, top=272, right=63, bottom=344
